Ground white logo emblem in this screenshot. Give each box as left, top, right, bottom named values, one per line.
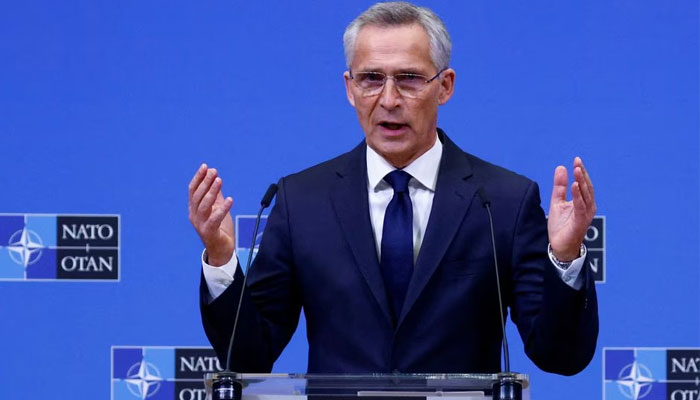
left=616, top=361, right=655, bottom=399
left=7, top=228, right=44, bottom=267
left=125, top=360, right=163, bottom=399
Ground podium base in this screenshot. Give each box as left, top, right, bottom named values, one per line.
left=492, top=373, right=522, bottom=400
left=212, top=371, right=242, bottom=400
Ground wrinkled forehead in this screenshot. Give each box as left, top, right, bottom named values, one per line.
left=351, top=24, right=434, bottom=73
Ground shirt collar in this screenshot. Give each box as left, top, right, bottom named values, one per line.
left=366, top=133, right=443, bottom=192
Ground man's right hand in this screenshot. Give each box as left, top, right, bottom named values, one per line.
left=188, top=163, right=235, bottom=267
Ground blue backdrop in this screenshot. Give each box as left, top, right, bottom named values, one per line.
left=1, top=1, right=698, bottom=399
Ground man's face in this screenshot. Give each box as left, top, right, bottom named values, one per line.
left=344, top=24, right=455, bottom=168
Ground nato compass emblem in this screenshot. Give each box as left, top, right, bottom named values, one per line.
left=112, top=347, right=175, bottom=400
left=112, top=346, right=223, bottom=400
left=616, top=361, right=655, bottom=399
left=0, top=213, right=120, bottom=281
left=6, top=228, right=44, bottom=267
left=125, top=360, right=163, bottom=399
left=604, top=348, right=700, bottom=400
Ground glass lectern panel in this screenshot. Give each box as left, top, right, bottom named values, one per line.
left=204, top=373, right=529, bottom=400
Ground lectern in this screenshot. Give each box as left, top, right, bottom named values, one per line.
left=204, top=373, right=530, bottom=400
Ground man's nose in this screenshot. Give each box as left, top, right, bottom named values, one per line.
left=378, top=78, right=402, bottom=108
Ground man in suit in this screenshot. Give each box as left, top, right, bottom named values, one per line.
left=189, top=2, right=598, bottom=375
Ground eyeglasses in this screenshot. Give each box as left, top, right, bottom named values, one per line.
left=349, top=68, right=447, bottom=99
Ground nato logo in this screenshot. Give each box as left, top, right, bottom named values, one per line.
left=604, top=347, right=700, bottom=400
left=235, top=215, right=268, bottom=265
left=585, top=215, right=605, bottom=283
left=112, top=346, right=222, bottom=400
left=0, top=214, right=120, bottom=281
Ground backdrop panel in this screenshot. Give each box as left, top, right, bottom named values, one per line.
left=1, top=1, right=698, bottom=399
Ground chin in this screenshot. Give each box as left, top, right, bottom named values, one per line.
left=373, top=143, right=416, bottom=166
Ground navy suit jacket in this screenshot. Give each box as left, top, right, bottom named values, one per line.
left=200, top=130, right=598, bottom=375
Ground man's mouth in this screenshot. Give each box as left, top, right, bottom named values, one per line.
left=379, top=122, right=407, bottom=131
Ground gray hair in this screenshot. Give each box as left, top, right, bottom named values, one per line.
left=343, top=2, right=451, bottom=71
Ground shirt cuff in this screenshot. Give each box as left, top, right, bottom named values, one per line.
left=201, top=248, right=238, bottom=301
left=548, top=245, right=587, bottom=291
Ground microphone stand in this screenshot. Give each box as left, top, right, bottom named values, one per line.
left=212, top=184, right=278, bottom=400
left=478, top=188, right=522, bottom=400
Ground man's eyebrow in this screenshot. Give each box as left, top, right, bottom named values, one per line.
left=354, top=67, right=383, bottom=73
left=356, top=67, right=427, bottom=75
left=397, top=69, right=425, bottom=75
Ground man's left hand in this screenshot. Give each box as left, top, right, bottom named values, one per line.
left=547, top=157, right=597, bottom=261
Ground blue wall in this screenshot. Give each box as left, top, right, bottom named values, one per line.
left=1, top=1, right=698, bottom=398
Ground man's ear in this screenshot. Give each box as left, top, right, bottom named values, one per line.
left=343, top=71, right=356, bottom=107
left=438, top=68, right=455, bottom=105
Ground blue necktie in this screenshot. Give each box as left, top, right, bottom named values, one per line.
left=380, top=170, right=414, bottom=324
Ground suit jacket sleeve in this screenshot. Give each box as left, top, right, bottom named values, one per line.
left=509, top=180, right=599, bottom=375
left=199, top=177, right=302, bottom=372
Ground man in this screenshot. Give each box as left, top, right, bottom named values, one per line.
left=189, top=2, right=598, bottom=375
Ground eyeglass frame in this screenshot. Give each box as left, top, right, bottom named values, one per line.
left=348, top=67, right=449, bottom=98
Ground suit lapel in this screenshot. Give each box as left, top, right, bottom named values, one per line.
left=330, top=142, right=394, bottom=325
left=398, top=132, right=479, bottom=327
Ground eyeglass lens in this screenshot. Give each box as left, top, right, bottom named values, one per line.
left=353, top=72, right=431, bottom=98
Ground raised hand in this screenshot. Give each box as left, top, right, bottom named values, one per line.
left=188, top=163, right=235, bottom=266
left=547, top=157, right=597, bottom=261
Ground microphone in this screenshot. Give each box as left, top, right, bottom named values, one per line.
left=212, top=183, right=278, bottom=400
left=477, top=188, right=522, bottom=400
left=260, top=184, right=278, bottom=208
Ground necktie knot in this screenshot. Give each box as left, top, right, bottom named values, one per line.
left=384, top=170, right=411, bottom=194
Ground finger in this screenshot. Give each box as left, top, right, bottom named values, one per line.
left=191, top=168, right=218, bottom=213
left=579, top=157, right=595, bottom=200
left=190, top=168, right=217, bottom=217
left=188, top=163, right=208, bottom=197
left=207, top=196, right=234, bottom=231
left=573, top=166, right=592, bottom=209
left=188, top=164, right=209, bottom=218
left=198, top=176, right=222, bottom=216
left=571, top=181, right=588, bottom=218
left=574, top=157, right=596, bottom=214
left=550, top=165, right=568, bottom=206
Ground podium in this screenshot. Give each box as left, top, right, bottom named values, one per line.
left=204, top=372, right=530, bottom=400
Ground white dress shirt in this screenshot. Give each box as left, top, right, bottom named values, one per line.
left=365, top=135, right=442, bottom=263
left=203, top=134, right=586, bottom=300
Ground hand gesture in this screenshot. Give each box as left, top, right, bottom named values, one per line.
left=547, top=157, right=596, bottom=261
left=188, top=164, right=235, bottom=266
